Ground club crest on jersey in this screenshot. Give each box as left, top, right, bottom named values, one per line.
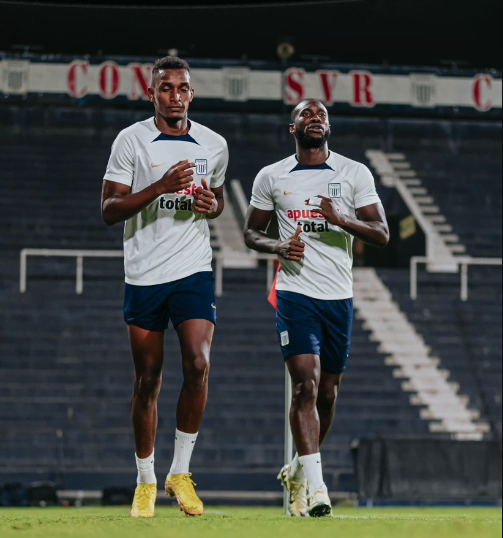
left=195, top=159, right=208, bottom=175
left=329, top=183, right=342, bottom=199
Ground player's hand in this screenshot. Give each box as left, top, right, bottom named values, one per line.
left=274, top=224, right=305, bottom=262
left=193, top=178, right=218, bottom=215
left=156, top=160, right=196, bottom=194
left=316, top=195, right=345, bottom=226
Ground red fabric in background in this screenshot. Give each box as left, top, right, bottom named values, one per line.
left=267, top=264, right=281, bottom=310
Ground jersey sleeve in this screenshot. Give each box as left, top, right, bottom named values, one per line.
left=103, top=131, right=135, bottom=187
left=353, top=164, right=381, bottom=209
left=210, top=140, right=229, bottom=189
left=250, top=167, right=275, bottom=211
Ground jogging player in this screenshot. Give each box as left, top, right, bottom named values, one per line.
left=244, top=99, right=389, bottom=517
left=101, top=56, right=228, bottom=518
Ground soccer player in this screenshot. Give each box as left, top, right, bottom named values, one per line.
left=244, top=99, right=389, bottom=517
left=101, top=56, right=228, bottom=518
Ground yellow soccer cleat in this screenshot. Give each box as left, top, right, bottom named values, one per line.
left=130, top=484, right=157, bottom=518
left=165, top=473, right=204, bottom=517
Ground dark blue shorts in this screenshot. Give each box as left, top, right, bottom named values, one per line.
left=124, top=271, right=217, bottom=332
left=276, top=290, right=353, bottom=375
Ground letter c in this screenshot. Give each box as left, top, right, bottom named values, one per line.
left=473, top=75, right=493, bottom=112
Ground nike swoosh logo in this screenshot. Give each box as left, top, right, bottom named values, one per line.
left=284, top=191, right=296, bottom=196
left=211, top=303, right=217, bottom=309
left=150, top=163, right=166, bottom=169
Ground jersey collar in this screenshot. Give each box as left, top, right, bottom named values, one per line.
left=150, top=118, right=200, bottom=145
left=152, top=132, right=200, bottom=145
left=289, top=152, right=335, bottom=173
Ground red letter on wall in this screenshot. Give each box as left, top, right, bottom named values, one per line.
left=473, top=75, right=493, bottom=112
left=99, top=62, right=121, bottom=100
left=67, top=61, right=88, bottom=98
left=317, top=70, right=340, bottom=106
left=351, top=71, right=375, bottom=107
left=284, top=68, right=305, bottom=105
left=129, top=63, right=152, bottom=100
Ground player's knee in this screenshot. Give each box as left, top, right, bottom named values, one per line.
left=292, top=379, right=318, bottom=405
left=317, top=388, right=337, bottom=412
left=318, top=376, right=341, bottom=409
left=184, top=353, right=210, bottom=385
left=135, top=370, right=162, bottom=400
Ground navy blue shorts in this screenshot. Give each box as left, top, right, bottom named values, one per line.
left=124, top=271, right=217, bottom=332
left=276, top=290, right=353, bottom=375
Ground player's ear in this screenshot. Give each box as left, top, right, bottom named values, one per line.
left=147, top=86, right=155, bottom=104
left=189, top=87, right=195, bottom=102
left=289, top=123, right=296, bottom=135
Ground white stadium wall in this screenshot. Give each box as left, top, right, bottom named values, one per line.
left=0, top=55, right=501, bottom=116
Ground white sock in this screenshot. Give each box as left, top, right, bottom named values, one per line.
left=298, top=453, right=325, bottom=493
left=169, top=429, right=198, bottom=475
left=289, top=453, right=305, bottom=481
left=136, top=451, right=157, bottom=485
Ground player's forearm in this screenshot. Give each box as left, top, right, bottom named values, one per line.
left=244, top=229, right=280, bottom=255
left=339, top=215, right=389, bottom=248
left=102, top=184, right=161, bottom=226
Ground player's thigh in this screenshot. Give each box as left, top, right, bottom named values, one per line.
left=128, top=325, right=165, bottom=377
left=176, top=319, right=215, bottom=364
left=276, top=291, right=323, bottom=361
left=319, top=298, right=353, bottom=375
left=286, top=353, right=322, bottom=389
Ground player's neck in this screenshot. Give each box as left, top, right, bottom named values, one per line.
left=154, top=114, right=191, bottom=136
left=295, top=146, right=329, bottom=166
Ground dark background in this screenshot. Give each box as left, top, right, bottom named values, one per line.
left=0, top=0, right=501, bottom=68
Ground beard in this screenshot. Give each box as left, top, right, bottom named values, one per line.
left=295, top=127, right=331, bottom=149
left=164, top=113, right=185, bottom=124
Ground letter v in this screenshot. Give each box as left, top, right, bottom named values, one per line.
left=317, top=70, right=340, bottom=106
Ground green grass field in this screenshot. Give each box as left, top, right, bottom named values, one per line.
left=0, top=507, right=501, bottom=538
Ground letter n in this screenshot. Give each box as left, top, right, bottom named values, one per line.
left=129, top=63, right=152, bottom=101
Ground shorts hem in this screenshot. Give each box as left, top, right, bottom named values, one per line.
left=282, top=350, right=320, bottom=360
left=126, top=321, right=167, bottom=333
left=172, top=317, right=217, bottom=329
left=320, top=365, right=347, bottom=375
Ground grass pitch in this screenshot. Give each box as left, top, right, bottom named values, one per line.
left=0, top=506, right=501, bottom=538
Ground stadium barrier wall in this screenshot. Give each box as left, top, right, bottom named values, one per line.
left=0, top=53, right=501, bottom=119
left=352, top=438, right=503, bottom=502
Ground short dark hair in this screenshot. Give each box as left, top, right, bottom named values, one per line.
left=152, top=56, right=191, bottom=83
left=290, top=99, right=326, bottom=122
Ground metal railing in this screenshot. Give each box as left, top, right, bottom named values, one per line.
left=20, top=249, right=124, bottom=295
left=21, top=249, right=500, bottom=303
left=410, top=256, right=503, bottom=301
left=20, top=248, right=277, bottom=297
left=214, top=251, right=277, bottom=297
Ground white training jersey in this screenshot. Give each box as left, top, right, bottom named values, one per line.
left=251, top=152, right=381, bottom=300
left=104, top=117, right=228, bottom=286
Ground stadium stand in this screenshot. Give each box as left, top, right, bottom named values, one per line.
left=405, top=150, right=502, bottom=258
left=0, top=110, right=501, bottom=496
left=379, top=268, right=502, bottom=440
